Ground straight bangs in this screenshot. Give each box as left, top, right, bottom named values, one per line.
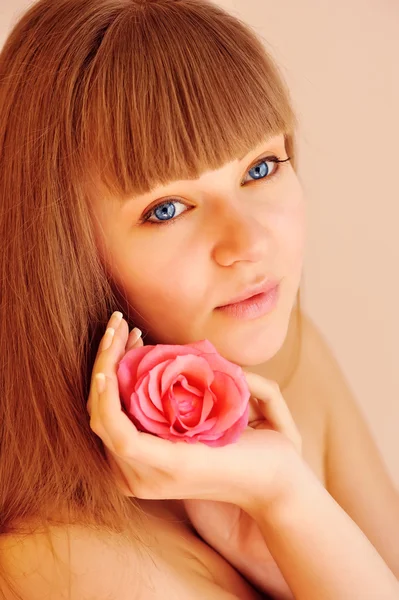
left=77, top=0, right=297, bottom=199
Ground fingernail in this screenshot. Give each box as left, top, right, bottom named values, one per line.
left=131, top=327, right=142, bottom=344
left=110, top=311, right=123, bottom=328
left=95, top=373, right=106, bottom=395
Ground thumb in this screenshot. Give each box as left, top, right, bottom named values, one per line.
left=248, top=395, right=268, bottom=426
left=244, top=372, right=302, bottom=454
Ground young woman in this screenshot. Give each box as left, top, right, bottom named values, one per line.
left=0, top=0, right=398, bottom=598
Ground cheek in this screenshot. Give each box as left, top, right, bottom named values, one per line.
left=265, top=196, right=305, bottom=272
left=111, top=239, right=206, bottom=329
left=278, top=183, right=306, bottom=268
left=286, top=203, right=306, bottom=266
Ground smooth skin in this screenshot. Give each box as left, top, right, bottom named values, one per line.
left=182, top=311, right=399, bottom=598
left=86, top=311, right=398, bottom=600
left=93, top=134, right=305, bottom=368
left=4, top=134, right=398, bottom=598
left=90, top=132, right=399, bottom=596
left=3, top=315, right=398, bottom=599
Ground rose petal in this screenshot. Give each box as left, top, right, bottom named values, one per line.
left=170, top=419, right=186, bottom=434
left=161, top=358, right=216, bottom=428
left=136, top=344, right=202, bottom=379
left=198, top=387, right=216, bottom=424
left=165, top=415, right=219, bottom=440
left=117, top=339, right=251, bottom=449
left=178, top=375, right=203, bottom=398
left=174, top=416, right=218, bottom=436
left=134, top=383, right=167, bottom=424
left=172, top=383, right=202, bottom=426
left=132, top=371, right=163, bottom=414
left=128, top=391, right=172, bottom=436
left=162, top=387, right=179, bottom=424
left=160, top=355, right=214, bottom=397
left=204, top=371, right=249, bottom=433
left=200, top=351, right=245, bottom=381
left=198, top=406, right=249, bottom=446
left=161, top=376, right=201, bottom=424
left=146, top=360, right=176, bottom=411
left=118, top=345, right=155, bottom=395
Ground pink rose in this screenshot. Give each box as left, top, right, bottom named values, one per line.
left=117, top=340, right=250, bottom=447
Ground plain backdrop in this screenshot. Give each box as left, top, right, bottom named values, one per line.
left=1, top=0, right=398, bottom=487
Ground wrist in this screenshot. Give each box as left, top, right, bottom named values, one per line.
left=241, top=447, right=317, bottom=520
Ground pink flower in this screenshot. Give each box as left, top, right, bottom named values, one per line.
left=117, top=340, right=250, bottom=447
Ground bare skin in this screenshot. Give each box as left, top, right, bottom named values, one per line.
left=129, top=308, right=325, bottom=600
left=124, top=305, right=397, bottom=599
left=3, top=309, right=397, bottom=599
left=3, top=133, right=398, bottom=597
left=84, top=312, right=397, bottom=600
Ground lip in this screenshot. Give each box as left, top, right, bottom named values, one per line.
left=217, top=279, right=280, bottom=307
left=215, top=279, right=281, bottom=321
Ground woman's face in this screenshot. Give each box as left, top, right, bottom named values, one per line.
left=93, top=134, right=305, bottom=366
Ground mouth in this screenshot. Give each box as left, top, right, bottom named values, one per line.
left=215, top=279, right=281, bottom=321
left=217, top=279, right=280, bottom=308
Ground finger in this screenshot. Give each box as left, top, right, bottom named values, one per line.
left=95, top=317, right=130, bottom=378
left=97, top=312, right=124, bottom=358
left=88, top=318, right=182, bottom=481
left=126, top=327, right=144, bottom=352
left=87, top=313, right=128, bottom=416
left=244, top=372, right=302, bottom=453
left=94, top=370, right=182, bottom=471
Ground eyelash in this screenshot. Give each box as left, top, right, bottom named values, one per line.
left=141, top=154, right=291, bottom=226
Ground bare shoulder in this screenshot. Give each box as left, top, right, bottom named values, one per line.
left=295, top=315, right=399, bottom=575
left=0, top=521, right=251, bottom=600
left=0, top=524, right=146, bottom=599
left=251, top=310, right=399, bottom=574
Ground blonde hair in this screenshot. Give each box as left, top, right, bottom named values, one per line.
left=0, top=0, right=301, bottom=587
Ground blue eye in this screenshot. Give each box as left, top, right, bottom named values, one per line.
left=154, top=203, right=176, bottom=221
left=249, top=161, right=272, bottom=179
left=242, top=155, right=287, bottom=184
left=142, top=155, right=291, bottom=225
left=143, top=199, right=188, bottom=224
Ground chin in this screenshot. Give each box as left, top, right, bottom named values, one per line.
left=217, top=315, right=290, bottom=368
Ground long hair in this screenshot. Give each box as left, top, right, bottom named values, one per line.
left=0, top=0, right=301, bottom=580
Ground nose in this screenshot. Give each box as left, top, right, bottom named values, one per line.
left=211, top=204, right=269, bottom=267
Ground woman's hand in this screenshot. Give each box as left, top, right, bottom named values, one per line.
left=87, top=312, right=302, bottom=511
left=183, top=365, right=301, bottom=600
left=183, top=393, right=300, bottom=599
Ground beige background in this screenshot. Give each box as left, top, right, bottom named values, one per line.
left=1, top=0, right=398, bottom=486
